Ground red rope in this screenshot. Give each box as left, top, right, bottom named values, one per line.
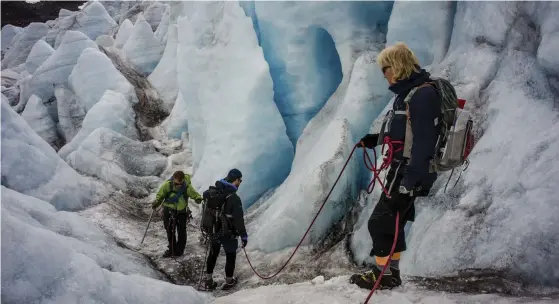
left=243, top=144, right=359, bottom=279
left=242, top=136, right=404, bottom=292
left=363, top=212, right=400, bottom=304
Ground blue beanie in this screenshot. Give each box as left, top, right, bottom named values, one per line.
left=226, top=168, right=242, bottom=180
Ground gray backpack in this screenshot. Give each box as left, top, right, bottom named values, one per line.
left=403, top=78, right=474, bottom=173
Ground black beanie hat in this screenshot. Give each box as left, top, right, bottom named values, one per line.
left=226, top=168, right=242, bottom=180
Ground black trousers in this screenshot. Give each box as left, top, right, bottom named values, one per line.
left=368, top=167, right=416, bottom=257
left=163, top=207, right=187, bottom=255
left=206, top=236, right=238, bottom=277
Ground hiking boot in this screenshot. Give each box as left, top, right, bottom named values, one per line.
left=390, top=267, right=402, bottom=287
left=162, top=249, right=173, bottom=258
left=349, top=267, right=393, bottom=290
left=204, top=278, right=217, bottom=291
left=221, top=277, right=237, bottom=290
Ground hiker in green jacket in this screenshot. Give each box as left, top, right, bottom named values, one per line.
left=152, top=170, right=203, bottom=257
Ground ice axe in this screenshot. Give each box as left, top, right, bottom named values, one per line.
left=140, top=208, right=155, bottom=245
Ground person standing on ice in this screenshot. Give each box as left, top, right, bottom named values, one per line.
left=203, top=169, right=248, bottom=291
left=152, top=170, right=203, bottom=258
left=350, top=42, right=440, bottom=290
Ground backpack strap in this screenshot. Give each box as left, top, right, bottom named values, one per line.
left=402, top=82, right=435, bottom=160
left=165, top=180, right=188, bottom=204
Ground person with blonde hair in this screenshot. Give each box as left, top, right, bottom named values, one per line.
left=350, top=42, right=441, bottom=289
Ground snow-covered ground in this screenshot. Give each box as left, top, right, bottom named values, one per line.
left=2, top=1, right=559, bottom=303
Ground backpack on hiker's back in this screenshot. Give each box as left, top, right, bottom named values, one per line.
left=403, top=77, right=475, bottom=173
left=200, top=186, right=233, bottom=238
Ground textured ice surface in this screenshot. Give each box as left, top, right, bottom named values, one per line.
left=66, top=128, right=165, bottom=197
left=1, top=24, right=24, bottom=53
left=21, top=94, right=60, bottom=149
left=58, top=90, right=138, bottom=160
left=1, top=187, right=211, bottom=304
left=69, top=47, right=136, bottom=111
left=24, top=39, right=54, bottom=74
left=2, top=23, right=48, bottom=69
left=1, top=100, right=102, bottom=211
left=248, top=1, right=392, bottom=144
left=114, top=18, right=134, bottom=49
left=385, top=1, right=455, bottom=66
left=122, top=14, right=164, bottom=75
left=176, top=2, right=294, bottom=208
left=165, top=92, right=188, bottom=139
left=148, top=24, right=178, bottom=112
left=24, top=31, right=97, bottom=105
left=55, top=86, right=86, bottom=142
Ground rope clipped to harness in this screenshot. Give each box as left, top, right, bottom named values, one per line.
left=363, top=136, right=404, bottom=198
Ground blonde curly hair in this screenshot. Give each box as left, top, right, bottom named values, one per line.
left=377, top=42, right=420, bottom=81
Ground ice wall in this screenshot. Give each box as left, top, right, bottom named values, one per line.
left=176, top=2, right=294, bottom=208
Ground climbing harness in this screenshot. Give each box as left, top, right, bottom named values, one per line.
left=242, top=137, right=403, bottom=285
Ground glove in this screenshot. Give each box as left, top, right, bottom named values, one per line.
left=241, top=235, right=248, bottom=248
left=151, top=200, right=162, bottom=210
left=359, top=134, right=379, bottom=149
left=398, top=185, right=413, bottom=196
left=195, top=197, right=203, bottom=204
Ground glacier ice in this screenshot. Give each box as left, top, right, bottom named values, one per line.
left=56, top=86, right=86, bottom=142
left=154, top=6, right=171, bottom=44
left=114, top=18, right=134, bottom=48
left=1, top=187, right=211, bottom=304
left=24, top=39, right=55, bottom=74
left=66, top=128, right=165, bottom=197
left=95, top=34, right=115, bottom=47
left=249, top=1, right=392, bottom=145
left=1, top=24, right=23, bottom=53
left=1, top=100, right=102, bottom=211
left=143, top=2, right=169, bottom=31
left=74, top=1, right=118, bottom=41
left=385, top=1, right=455, bottom=66
left=11, top=75, right=32, bottom=112
left=122, top=14, right=165, bottom=75
left=24, top=30, right=98, bottom=105
left=69, top=47, right=136, bottom=111
left=148, top=24, right=178, bottom=112
left=176, top=1, right=294, bottom=208
left=2, top=22, right=49, bottom=70
left=248, top=49, right=392, bottom=252
left=58, top=90, right=138, bottom=160
left=165, top=92, right=188, bottom=139
left=21, top=94, right=60, bottom=149
left=1, top=69, right=20, bottom=87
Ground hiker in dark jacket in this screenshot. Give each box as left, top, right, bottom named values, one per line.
left=152, top=170, right=203, bottom=258
left=204, top=168, right=247, bottom=291
left=350, top=42, right=440, bottom=290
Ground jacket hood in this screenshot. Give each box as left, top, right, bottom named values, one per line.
left=389, top=66, right=431, bottom=95
left=216, top=179, right=238, bottom=193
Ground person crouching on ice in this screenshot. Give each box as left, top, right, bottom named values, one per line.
left=152, top=170, right=203, bottom=258
left=350, top=42, right=440, bottom=290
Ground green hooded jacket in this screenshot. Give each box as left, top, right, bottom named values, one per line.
left=156, top=175, right=202, bottom=211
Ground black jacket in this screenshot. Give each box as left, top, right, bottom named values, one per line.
left=213, top=179, right=247, bottom=239
left=368, top=68, right=440, bottom=191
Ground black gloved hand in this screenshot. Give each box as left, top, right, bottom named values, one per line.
left=241, top=235, right=248, bottom=248
left=359, top=134, right=379, bottom=149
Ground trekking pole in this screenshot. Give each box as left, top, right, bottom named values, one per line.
left=140, top=208, right=155, bottom=245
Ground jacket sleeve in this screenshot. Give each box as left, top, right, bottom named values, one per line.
left=155, top=181, right=170, bottom=203
left=230, top=196, right=247, bottom=238
left=185, top=175, right=202, bottom=201
left=401, top=87, right=438, bottom=190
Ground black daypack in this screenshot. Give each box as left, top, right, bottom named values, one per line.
left=201, top=186, right=233, bottom=238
